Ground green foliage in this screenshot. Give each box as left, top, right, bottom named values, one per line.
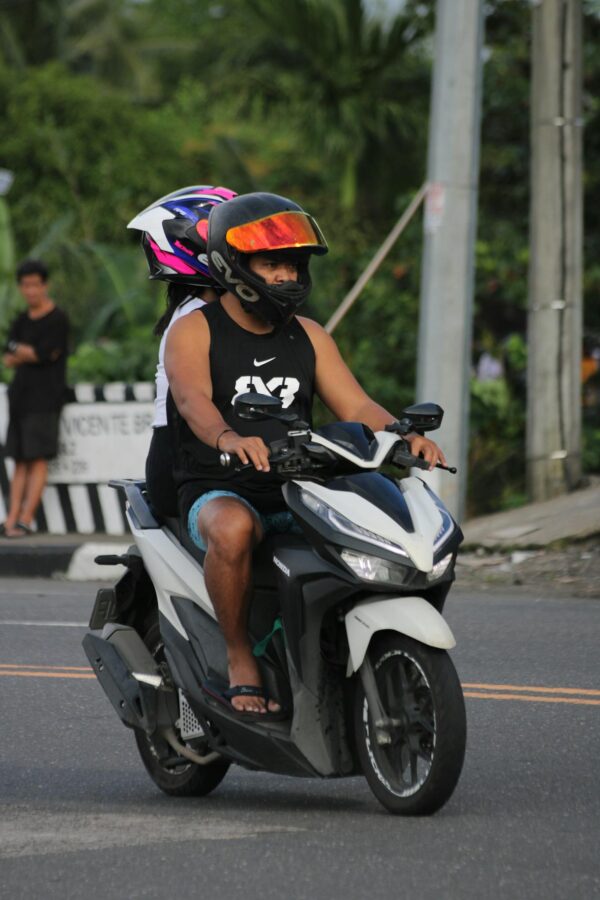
left=229, top=0, right=430, bottom=210
left=474, top=2, right=531, bottom=343
left=0, top=63, right=187, bottom=247
left=583, top=12, right=600, bottom=335
left=0, top=198, right=17, bottom=321
left=467, top=377, right=526, bottom=516
left=0, top=61, right=184, bottom=337
left=320, top=220, right=424, bottom=414
left=1, top=0, right=599, bottom=513
left=582, top=424, right=600, bottom=472
left=68, top=328, right=157, bottom=383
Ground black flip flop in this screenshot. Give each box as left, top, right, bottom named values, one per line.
left=3, top=522, right=34, bottom=539
left=16, top=521, right=34, bottom=533
left=202, top=679, right=288, bottom=722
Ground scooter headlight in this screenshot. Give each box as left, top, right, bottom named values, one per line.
left=300, top=489, right=409, bottom=558
left=340, top=549, right=412, bottom=586
left=426, top=552, right=454, bottom=582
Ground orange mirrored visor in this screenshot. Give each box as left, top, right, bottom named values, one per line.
left=226, top=211, right=328, bottom=255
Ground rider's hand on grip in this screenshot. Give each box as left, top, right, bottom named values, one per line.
left=217, top=430, right=271, bottom=472
left=404, top=432, right=447, bottom=472
left=392, top=444, right=457, bottom=474
left=392, top=444, right=423, bottom=469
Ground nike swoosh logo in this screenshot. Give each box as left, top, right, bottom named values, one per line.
left=253, top=357, right=276, bottom=367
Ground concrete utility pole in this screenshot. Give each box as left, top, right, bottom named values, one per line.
left=527, top=0, right=583, bottom=501
left=417, top=0, right=485, bottom=521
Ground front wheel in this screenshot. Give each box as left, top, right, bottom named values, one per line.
left=134, top=621, right=230, bottom=797
left=354, top=633, right=466, bottom=815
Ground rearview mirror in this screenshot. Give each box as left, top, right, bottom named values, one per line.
left=233, top=392, right=283, bottom=420
left=399, top=402, right=444, bottom=433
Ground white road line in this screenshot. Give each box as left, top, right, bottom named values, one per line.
left=0, top=621, right=87, bottom=627
left=0, top=811, right=305, bottom=859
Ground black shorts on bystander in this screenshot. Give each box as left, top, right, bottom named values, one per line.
left=5, top=411, right=61, bottom=462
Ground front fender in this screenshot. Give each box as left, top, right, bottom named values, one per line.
left=345, top=595, right=456, bottom=675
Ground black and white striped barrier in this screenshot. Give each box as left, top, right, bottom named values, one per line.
left=0, top=538, right=134, bottom=580
left=0, top=383, right=155, bottom=535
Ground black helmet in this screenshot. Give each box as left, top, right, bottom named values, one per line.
left=207, top=192, right=328, bottom=326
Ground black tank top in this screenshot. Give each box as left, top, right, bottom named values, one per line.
left=169, top=300, right=316, bottom=517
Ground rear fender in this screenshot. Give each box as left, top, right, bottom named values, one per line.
left=345, top=595, right=456, bottom=675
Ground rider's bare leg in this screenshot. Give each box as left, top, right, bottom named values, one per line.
left=198, top=497, right=280, bottom=714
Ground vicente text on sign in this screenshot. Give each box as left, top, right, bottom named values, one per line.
left=48, top=402, right=153, bottom=483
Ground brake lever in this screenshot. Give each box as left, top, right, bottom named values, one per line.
left=414, top=460, right=457, bottom=474
left=436, top=463, right=457, bottom=474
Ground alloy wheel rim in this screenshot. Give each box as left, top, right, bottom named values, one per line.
left=363, top=649, right=436, bottom=798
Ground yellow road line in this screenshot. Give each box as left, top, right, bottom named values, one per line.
left=0, top=666, right=598, bottom=706
left=463, top=682, right=600, bottom=697
left=0, top=663, right=91, bottom=672
left=0, top=671, right=96, bottom=679
left=464, top=691, right=600, bottom=706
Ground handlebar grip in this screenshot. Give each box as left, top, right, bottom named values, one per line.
left=392, top=446, right=428, bottom=470
left=219, top=451, right=254, bottom=473
left=412, top=457, right=431, bottom=471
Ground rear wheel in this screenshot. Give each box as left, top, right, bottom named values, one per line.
left=134, top=621, right=230, bottom=797
left=354, top=633, right=466, bottom=815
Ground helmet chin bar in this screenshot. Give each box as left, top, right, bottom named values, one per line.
left=239, top=281, right=302, bottom=327
left=239, top=296, right=276, bottom=324
left=236, top=267, right=311, bottom=328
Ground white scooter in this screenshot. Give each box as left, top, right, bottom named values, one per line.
left=83, top=394, right=466, bottom=815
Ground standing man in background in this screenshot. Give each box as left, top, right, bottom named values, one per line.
left=1, top=259, right=69, bottom=537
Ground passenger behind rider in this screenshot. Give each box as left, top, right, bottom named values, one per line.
left=127, top=186, right=237, bottom=517
left=165, top=192, right=446, bottom=717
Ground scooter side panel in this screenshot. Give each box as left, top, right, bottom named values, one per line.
left=273, top=549, right=362, bottom=777
left=159, top=611, right=322, bottom=778
left=345, top=595, right=456, bottom=673
left=130, top=520, right=216, bottom=638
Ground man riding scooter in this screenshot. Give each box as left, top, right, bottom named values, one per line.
left=165, top=192, right=447, bottom=718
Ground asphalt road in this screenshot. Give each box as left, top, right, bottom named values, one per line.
left=0, top=579, right=598, bottom=900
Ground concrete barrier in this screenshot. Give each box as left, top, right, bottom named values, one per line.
left=0, top=383, right=154, bottom=534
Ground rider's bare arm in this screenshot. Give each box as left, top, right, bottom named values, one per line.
left=165, top=313, right=271, bottom=471
left=298, top=317, right=446, bottom=470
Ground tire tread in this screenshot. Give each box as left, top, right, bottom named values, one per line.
left=355, top=632, right=466, bottom=815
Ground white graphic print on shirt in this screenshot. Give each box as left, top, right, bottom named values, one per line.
left=232, top=375, right=301, bottom=409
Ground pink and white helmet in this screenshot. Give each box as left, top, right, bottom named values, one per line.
left=127, top=185, right=237, bottom=286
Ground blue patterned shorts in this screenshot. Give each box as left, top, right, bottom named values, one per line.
left=187, top=490, right=301, bottom=552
